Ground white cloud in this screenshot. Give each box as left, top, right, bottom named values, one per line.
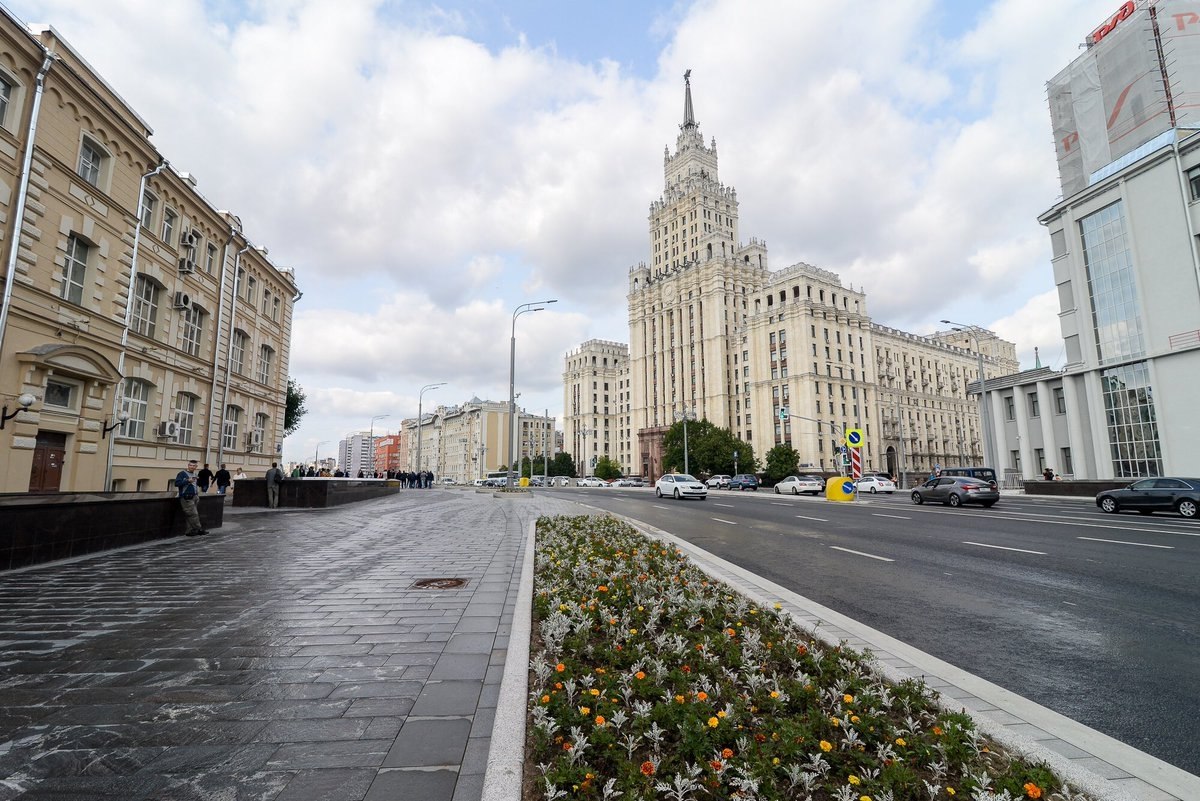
left=990, top=290, right=1066, bottom=370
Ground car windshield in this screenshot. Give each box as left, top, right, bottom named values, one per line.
left=676, top=474, right=698, bottom=482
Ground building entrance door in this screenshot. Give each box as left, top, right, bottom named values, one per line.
left=29, top=432, right=67, bottom=493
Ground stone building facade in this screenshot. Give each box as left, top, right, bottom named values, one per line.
left=0, top=16, right=297, bottom=493
left=403, top=398, right=554, bottom=483
left=562, top=339, right=630, bottom=474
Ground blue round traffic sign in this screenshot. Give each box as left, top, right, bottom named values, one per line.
left=841, top=480, right=855, bottom=494
left=844, top=428, right=864, bottom=448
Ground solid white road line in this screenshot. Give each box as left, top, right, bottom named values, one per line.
left=872, top=513, right=911, bottom=520
left=1077, top=536, right=1174, bottom=549
left=903, top=505, right=1200, bottom=536
left=712, top=517, right=738, bottom=525
left=770, top=502, right=792, bottom=506
left=829, top=545, right=894, bottom=562
left=963, top=541, right=1047, bottom=555
left=795, top=515, right=829, bottom=522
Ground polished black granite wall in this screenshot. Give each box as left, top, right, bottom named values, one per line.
left=1022, top=479, right=1129, bottom=497
left=232, top=478, right=401, bottom=508
left=0, top=493, right=224, bottom=570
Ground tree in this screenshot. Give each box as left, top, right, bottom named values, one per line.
left=661, top=419, right=757, bottom=476
left=284, top=377, right=307, bottom=436
left=550, top=451, right=576, bottom=478
left=763, top=443, right=800, bottom=483
left=594, top=456, right=622, bottom=480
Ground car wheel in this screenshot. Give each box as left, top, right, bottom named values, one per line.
left=792, top=487, right=799, bottom=496
left=911, top=491, right=923, bottom=505
left=674, top=488, right=680, bottom=500
left=774, top=486, right=780, bottom=494
left=655, top=487, right=662, bottom=498
left=869, top=486, right=877, bottom=494
left=948, top=494, right=962, bottom=508
left=1178, top=499, right=1198, bottom=519
left=1098, top=496, right=1118, bottom=514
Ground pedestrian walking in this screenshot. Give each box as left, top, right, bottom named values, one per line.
left=265, top=462, right=285, bottom=508
left=197, top=463, right=214, bottom=494
left=214, top=464, right=232, bottom=495
left=174, top=459, right=207, bottom=536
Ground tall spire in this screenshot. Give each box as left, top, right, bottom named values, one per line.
left=683, top=69, right=695, bottom=128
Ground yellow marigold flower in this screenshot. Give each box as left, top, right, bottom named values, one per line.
left=848, top=775, right=861, bottom=785
left=579, top=706, right=590, bottom=715
left=629, top=628, right=638, bottom=635
left=819, top=740, right=833, bottom=752
left=860, top=796, right=873, bottom=801
left=770, top=691, right=779, bottom=698
left=894, top=737, right=906, bottom=746
left=774, top=602, right=782, bottom=610
left=589, top=688, right=600, bottom=696
left=772, top=757, right=780, bottom=765
left=558, top=604, right=568, bottom=611
left=707, top=717, right=719, bottom=728
left=637, top=605, right=644, bottom=611
left=675, top=694, right=685, bottom=703
left=717, top=710, right=726, bottom=718
left=850, top=715, right=860, bottom=724
left=947, top=789, right=956, bottom=797
left=830, top=716, right=841, bottom=726
left=843, top=694, right=854, bottom=704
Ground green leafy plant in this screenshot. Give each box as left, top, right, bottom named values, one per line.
left=528, top=515, right=1090, bottom=801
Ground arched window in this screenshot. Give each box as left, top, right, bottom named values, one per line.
left=77, top=135, right=112, bottom=189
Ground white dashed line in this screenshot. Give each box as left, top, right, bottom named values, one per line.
left=829, top=546, right=894, bottom=562
left=795, top=515, right=828, bottom=522
left=713, top=503, right=735, bottom=508
left=1077, top=536, right=1174, bottom=549
left=963, top=541, right=1047, bottom=555
left=712, top=518, right=738, bottom=525
left=652, top=505, right=670, bottom=510
left=872, top=513, right=911, bottom=520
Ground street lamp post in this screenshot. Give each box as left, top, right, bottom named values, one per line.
left=674, top=406, right=695, bottom=475
left=890, top=368, right=907, bottom=489
left=314, top=440, right=329, bottom=473
left=416, top=382, right=446, bottom=476
left=941, top=320, right=993, bottom=469
left=369, top=414, right=389, bottom=478
left=508, top=299, right=557, bottom=488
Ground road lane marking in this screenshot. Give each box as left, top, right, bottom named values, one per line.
left=829, top=546, right=894, bottom=562
left=1077, top=536, right=1174, bottom=549
left=963, top=541, right=1047, bottom=555
left=713, top=503, right=735, bottom=508
left=795, top=515, right=828, bottom=522
left=712, top=517, right=738, bottom=525
left=653, top=505, right=670, bottom=510
left=902, top=506, right=1199, bottom=536
left=872, top=513, right=911, bottom=520
left=771, top=502, right=793, bottom=506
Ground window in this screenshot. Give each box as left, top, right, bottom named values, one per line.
left=140, top=190, right=157, bottom=229
left=44, top=378, right=80, bottom=412
left=272, top=296, right=281, bottom=322
left=176, top=393, right=197, bottom=446
left=222, top=405, right=241, bottom=452
left=1189, top=166, right=1200, bottom=201
left=262, top=289, right=272, bottom=316
left=77, top=138, right=104, bottom=186
left=181, top=306, right=204, bottom=357
left=1053, top=387, right=1066, bottom=414
left=1060, top=447, right=1073, bottom=475
left=253, top=412, right=269, bottom=452
left=131, top=275, right=159, bottom=337
left=1004, top=396, right=1015, bottom=421
left=161, top=208, right=177, bottom=245
left=1028, top=392, right=1040, bottom=418
left=257, top=345, right=274, bottom=384
left=246, top=275, right=257, bottom=306
left=205, top=243, right=217, bottom=274
left=231, top=330, right=248, bottom=374
left=1080, top=201, right=1145, bottom=364
left=61, top=235, right=88, bottom=305
left=1100, top=361, right=1163, bottom=477
left=121, top=379, right=151, bottom=439
left=0, top=76, right=11, bottom=127
left=1035, top=448, right=1045, bottom=471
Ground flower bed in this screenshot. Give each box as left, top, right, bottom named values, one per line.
left=529, top=515, right=1094, bottom=801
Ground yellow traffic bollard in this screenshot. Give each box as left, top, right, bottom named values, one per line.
left=824, top=476, right=856, bottom=503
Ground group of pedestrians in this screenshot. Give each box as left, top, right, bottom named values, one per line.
left=396, top=470, right=435, bottom=488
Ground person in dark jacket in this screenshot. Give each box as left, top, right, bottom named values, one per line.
left=197, top=463, right=214, bottom=494
left=214, top=464, right=232, bottom=495
left=174, top=459, right=206, bottom=536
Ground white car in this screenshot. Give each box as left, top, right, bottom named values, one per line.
left=655, top=473, right=708, bottom=500
left=856, top=475, right=897, bottom=494
left=705, top=474, right=731, bottom=489
left=577, top=476, right=606, bottom=487
left=774, top=475, right=824, bottom=495
left=472, top=479, right=486, bottom=486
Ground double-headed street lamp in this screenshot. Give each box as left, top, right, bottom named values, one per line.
left=369, top=414, right=389, bottom=477
left=674, top=406, right=696, bottom=475
left=314, top=440, right=329, bottom=472
left=416, top=382, right=446, bottom=474
left=940, top=319, right=993, bottom=470
left=508, top=299, right=557, bottom=488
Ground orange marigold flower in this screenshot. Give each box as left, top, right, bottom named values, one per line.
left=598, top=585, right=608, bottom=592
left=696, top=691, right=708, bottom=701
left=726, top=628, right=737, bottom=637
left=540, top=695, right=550, bottom=703
left=635, top=671, right=646, bottom=680
left=932, top=725, right=943, bottom=735
left=563, top=742, right=573, bottom=751
left=595, top=715, right=606, bottom=726
left=721, top=747, right=734, bottom=758
left=640, top=761, right=655, bottom=776
left=554, top=682, right=562, bottom=689
left=1024, top=783, right=1043, bottom=799
left=555, top=663, right=566, bottom=673
left=681, top=665, right=691, bottom=673
left=710, top=760, right=723, bottom=771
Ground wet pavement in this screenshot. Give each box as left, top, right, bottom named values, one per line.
left=0, top=490, right=581, bottom=801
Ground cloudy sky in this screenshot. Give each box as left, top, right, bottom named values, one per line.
left=9, top=0, right=1115, bottom=465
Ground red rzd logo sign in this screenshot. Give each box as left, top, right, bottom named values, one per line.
left=1091, top=1, right=1135, bottom=44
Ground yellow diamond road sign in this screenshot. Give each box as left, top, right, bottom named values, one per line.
left=844, top=428, right=864, bottom=448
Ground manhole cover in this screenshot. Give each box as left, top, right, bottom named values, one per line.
left=411, top=577, right=469, bottom=589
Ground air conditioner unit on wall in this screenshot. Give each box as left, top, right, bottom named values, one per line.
left=181, top=229, right=200, bottom=248
left=247, top=432, right=263, bottom=450
left=157, top=420, right=180, bottom=439
left=173, top=291, right=191, bottom=309
left=178, top=257, right=197, bottom=274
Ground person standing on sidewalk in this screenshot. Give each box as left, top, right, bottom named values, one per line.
left=214, top=464, right=232, bottom=495
left=174, top=459, right=207, bottom=536
left=265, top=462, right=284, bottom=508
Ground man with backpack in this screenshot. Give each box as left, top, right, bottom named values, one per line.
left=265, top=462, right=285, bottom=508
left=174, top=459, right=207, bottom=537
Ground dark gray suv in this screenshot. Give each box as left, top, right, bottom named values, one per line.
left=729, top=474, right=759, bottom=491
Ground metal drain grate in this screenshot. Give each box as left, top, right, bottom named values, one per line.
left=410, top=577, right=469, bottom=589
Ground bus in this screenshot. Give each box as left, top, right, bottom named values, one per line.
left=484, top=471, right=510, bottom=487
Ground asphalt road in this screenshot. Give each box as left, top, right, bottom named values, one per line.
left=548, top=485, right=1200, bottom=776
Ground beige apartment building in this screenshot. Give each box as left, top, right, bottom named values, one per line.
left=563, top=339, right=630, bottom=473
left=0, top=16, right=297, bottom=493
left=572, top=74, right=1018, bottom=480
left=404, top=398, right=554, bottom=483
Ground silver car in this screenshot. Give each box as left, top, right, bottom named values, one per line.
left=774, top=475, right=823, bottom=495
left=910, top=476, right=999, bottom=508
left=655, top=473, right=708, bottom=500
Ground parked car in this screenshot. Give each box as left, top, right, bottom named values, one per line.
left=705, top=474, right=731, bottom=489
left=729, top=474, right=759, bottom=491
left=855, top=475, right=896, bottom=494
left=554, top=476, right=571, bottom=487
left=910, top=476, right=999, bottom=508
left=612, top=477, right=645, bottom=487
left=774, top=475, right=823, bottom=495
left=655, top=473, right=708, bottom=500
left=1095, top=477, right=1200, bottom=519
left=577, top=476, right=606, bottom=487
left=529, top=476, right=544, bottom=487
left=440, top=477, right=457, bottom=485
left=939, top=466, right=998, bottom=489
left=472, top=479, right=486, bottom=487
